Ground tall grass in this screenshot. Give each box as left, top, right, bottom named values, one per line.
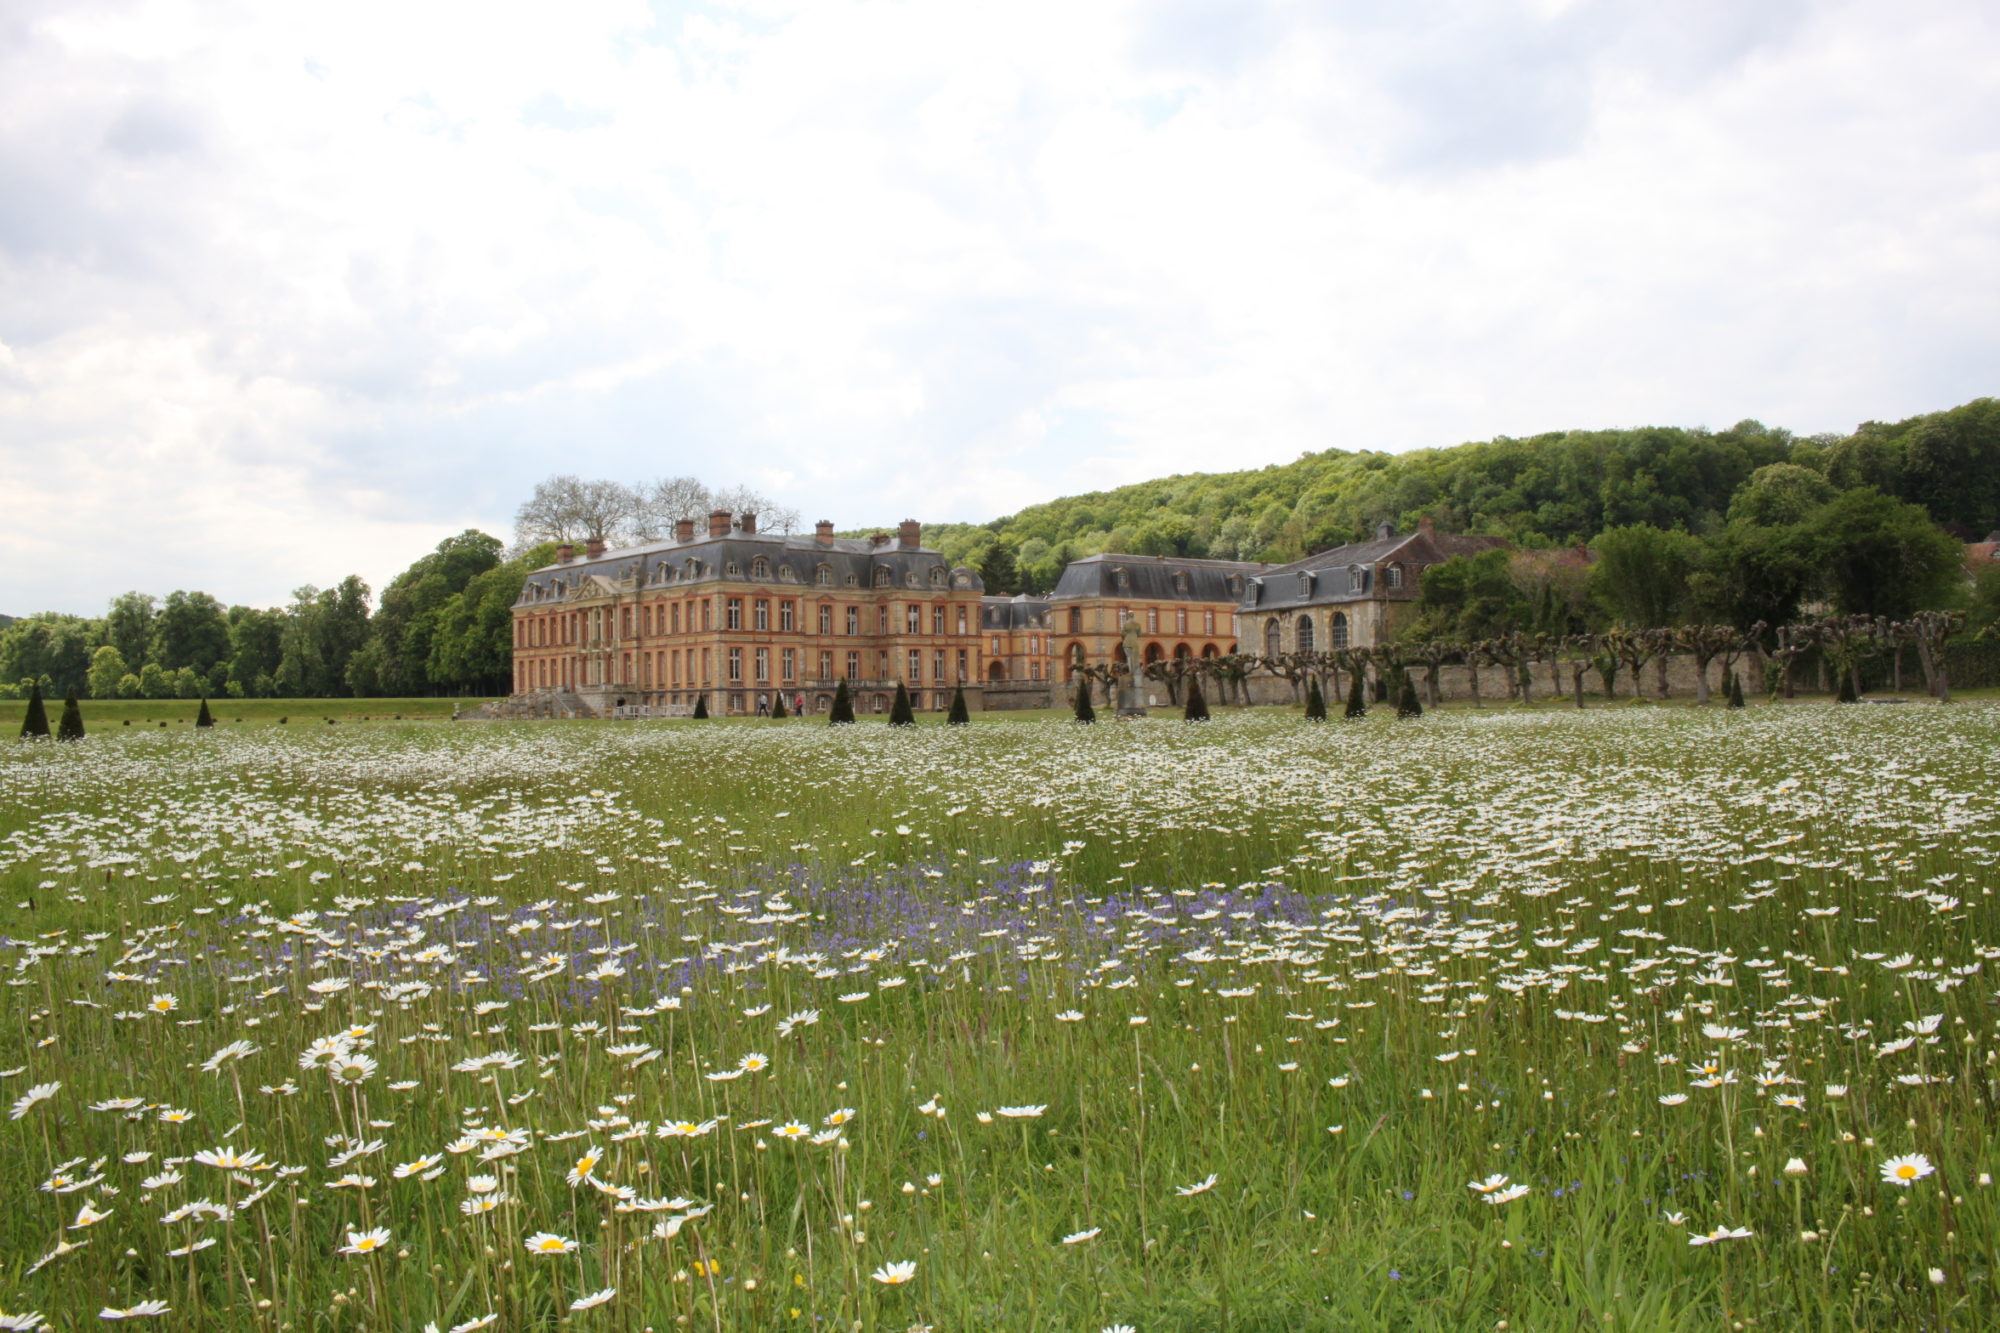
left=0, top=706, right=1993, bottom=1329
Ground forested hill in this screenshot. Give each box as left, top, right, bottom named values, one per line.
left=916, top=397, right=2000, bottom=590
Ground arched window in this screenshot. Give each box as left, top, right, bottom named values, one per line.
left=1296, top=615, right=1315, bottom=654
left=929, top=567, right=945, bottom=587
left=1331, top=612, right=1349, bottom=648
left=1143, top=642, right=1163, bottom=664
left=873, top=566, right=891, bottom=588
left=1264, top=619, right=1281, bottom=655
left=752, top=557, right=770, bottom=580
left=1173, top=643, right=1192, bottom=660
left=987, top=660, right=1007, bottom=681
left=815, top=564, right=832, bottom=587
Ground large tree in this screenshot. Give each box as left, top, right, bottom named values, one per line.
left=1807, top=488, right=1963, bottom=619
left=1589, top=525, right=1702, bottom=628
left=150, top=590, right=232, bottom=676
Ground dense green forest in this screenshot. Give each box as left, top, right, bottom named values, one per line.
left=923, top=397, right=2000, bottom=595
left=6, top=397, right=1996, bottom=700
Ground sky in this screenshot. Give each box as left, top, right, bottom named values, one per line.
left=2, top=0, right=1997, bottom=616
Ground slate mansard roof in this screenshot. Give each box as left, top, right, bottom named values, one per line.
left=1048, top=553, right=1272, bottom=604
left=516, top=531, right=985, bottom=606
left=1241, top=525, right=1506, bottom=613
left=980, top=595, right=1051, bottom=630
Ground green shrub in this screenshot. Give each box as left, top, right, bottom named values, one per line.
left=1183, top=676, right=1210, bottom=722
left=55, top=690, right=84, bottom=741
left=947, top=684, right=969, bottom=725
left=830, top=680, right=855, bottom=725
left=18, top=682, right=49, bottom=739
left=1304, top=677, right=1326, bottom=722
left=888, top=681, right=915, bottom=727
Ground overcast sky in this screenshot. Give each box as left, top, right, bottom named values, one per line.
left=3, top=0, right=1996, bottom=615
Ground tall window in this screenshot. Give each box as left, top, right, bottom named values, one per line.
left=957, top=648, right=968, bottom=680
left=846, top=651, right=860, bottom=679
left=1331, top=612, right=1349, bottom=648
left=907, top=649, right=921, bottom=680
left=816, top=565, right=831, bottom=586
left=727, top=598, right=744, bottom=630
left=846, top=607, right=859, bottom=635
left=672, top=604, right=681, bottom=634
left=782, top=648, right=796, bottom=681
left=1264, top=619, right=1281, bottom=655
left=728, top=648, right=743, bottom=681
left=907, top=606, right=921, bottom=634
left=780, top=601, right=795, bottom=632
left=819, top=605, right=832, bottom=634
left=1386, top=564, right=1403, bottom=589
left=755, top=647, right=770, bottom=682
left=754, top=599, right=770, bottom=631
left=877, top=606, right=889, bottom=633
left=932, top=606, right=945, bottom=634
left=1069, top=607, right=1082, bottom=633
left=958, top=607, right=968, bottom=633
left=1296, top=615, right=1315, bottom=654
left=819, top=649, right=832, bottom=679
left=1204, top=610, right=1215, bottom=634
left=1147, top=608, right=1158, bottom=632
left=991, top=635, right=1002, bottom=654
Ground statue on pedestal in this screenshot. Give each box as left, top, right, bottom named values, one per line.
left=1118, top=615, right=1149, bottom=717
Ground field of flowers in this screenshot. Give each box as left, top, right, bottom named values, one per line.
left=0, top=704, right=1995, bottom=1331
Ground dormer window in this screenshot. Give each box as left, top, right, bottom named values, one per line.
left=1297, top=571, right=1313, bottom=597
left=845, top=573, right=859, bottom=587
left=777, top=564, right=795, bottom=582
left=929, top=567, right=945, bottom=588
left=751, top=557, right=770, bottom=580
left=726, top=561, right=740, bottom=576
left=815, top=564, right=832, bottom=587
left=1114, top=567, right=1131, bottom=590
left=1172, top=571, right=1189, bottom=593
left=1348, top=565, right=1365, bottom=593
left=1227, top=575, right=1243, bottom=597
left=873, top=566, right=892, bottom=588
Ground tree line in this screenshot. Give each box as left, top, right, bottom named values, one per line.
left=0, top=532, right=552, bottom=702
left=929, top=397, right=2000, bottom=595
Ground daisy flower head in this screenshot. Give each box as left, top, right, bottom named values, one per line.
left=338, top=1226, right=392, bottom=1255
left=1687, top=1225, right=1754, bottom=1246
left=565, top=1148, right=602, bottom=1187
left=9, top=1082, right=59, bottom=1120
left=1880, top=1153, right=1936, bottom=1187
left=569, top=1288, right=616, bottom=1312
left=1485, top=1184, right=1531, bottom=1205
left=737, top=1052, right=770, bottom=1073
left=98, top=1301, right=170, bottom=1320
left=870, top=1260, right=917, bottom=1285
left=0, top=1313, right=46, bottom=1331
left=525, top=1231, right=579, bottom=1255
left=997, top=1104, right=1048, bottom=1119
left=1062, top=1227, right=1102, bottom=1244
left=1175, top=1173, right=1219, bottom=1197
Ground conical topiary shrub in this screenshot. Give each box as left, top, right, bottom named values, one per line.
left=56, top=690, right=84, bottom=742
left=1396, top=675, right=1424, bottom=719
left=1304, top=677, right=1327, bottom=722
left=1073, top=678, right=1096, bottom=724
left=692, top=694, right=710, bottom=719
left=1726, top=670, right=1745, bottom=710
left=196, top=698, right=215, bottom=728
left=1343, top=670, right=1367, bottom=720
left=18, top=682, right=49, bottom=739
left=770, top=693, right=789, bottom=719
left=1836, top=668, right=1859, bottom=704
left=829, top=679, right=856, bottom=725
left=947, top=683, right=970, bottom=725
left=888, top=681, right=916, bottom=727
left=1183, top=675, right=1210, bottom=721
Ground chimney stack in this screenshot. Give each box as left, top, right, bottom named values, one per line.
left=555, top=543, right=574, bottom=565
left=1417, top=515, right=1435, bottom=538
left=585, top=536, right=607, bottom=560
left=708, top=508, right=732, bottom=538
left=898, top=518, right=920, bottom=549
left=1375, top=519, right=1394, bottom=541
left=739, top=512, right=757, bottom=535
left=675, top=518, right=695, bottom=544
left=815, top=520, right=834, bottom=544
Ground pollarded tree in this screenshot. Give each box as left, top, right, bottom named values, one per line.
left=888, top=681, right=916, bottom=727
left=18, top=682, right=49, bottom=739
left=829, top=679, right=856, bottom=725
left=56, top=690, right=84, bottom=741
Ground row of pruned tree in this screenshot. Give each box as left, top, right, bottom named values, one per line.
left=1070, top=610, right=1969, bottom=711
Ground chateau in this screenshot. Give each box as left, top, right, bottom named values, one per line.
left=509, top=512, right=985, bottom=717
left=505, top=512, right=1489, bottom=716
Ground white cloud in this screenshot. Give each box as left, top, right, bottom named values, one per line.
left=1, top=0, right=1996, bottom=613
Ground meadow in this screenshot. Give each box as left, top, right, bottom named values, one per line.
left=0, top=703, right=1994, bottom=1331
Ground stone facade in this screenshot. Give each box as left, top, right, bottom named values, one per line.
left=1048, top=553, right=1264, bottom=680
left=508, top=513, right=985, bottom=717
left=1236, top=518, right=1506, bottom=657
